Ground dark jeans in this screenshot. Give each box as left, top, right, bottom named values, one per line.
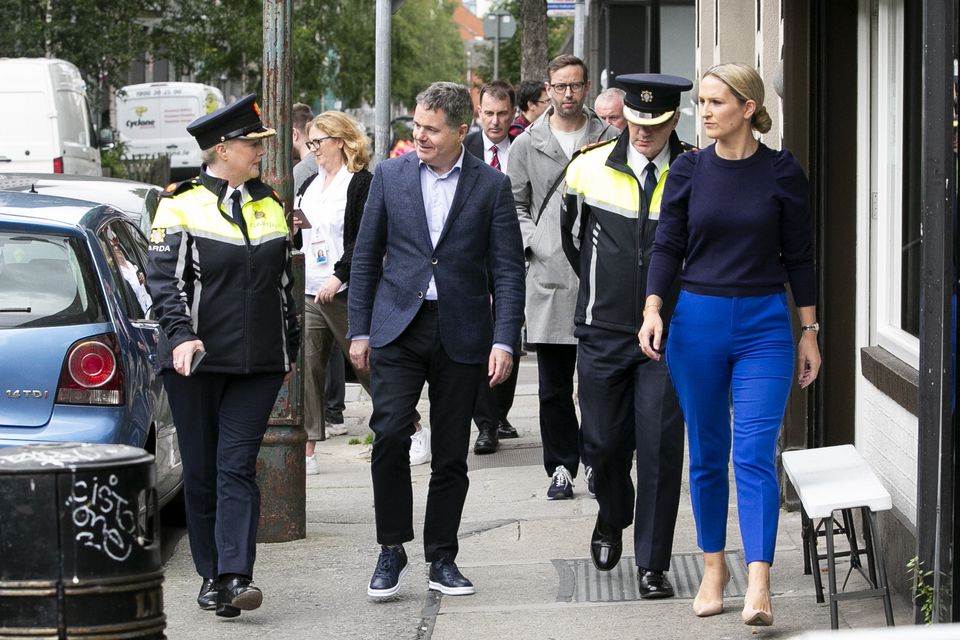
left=368, top=306, right=483, bottom=561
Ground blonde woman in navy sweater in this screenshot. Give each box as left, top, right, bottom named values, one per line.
left=638, top=63, right=821, bottom=627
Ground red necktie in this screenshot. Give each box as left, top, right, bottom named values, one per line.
left=490, top=145, right=501, bottom=172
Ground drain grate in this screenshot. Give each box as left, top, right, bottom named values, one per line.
left=467, top=444, right=544, bottom=470
left=552, top=551, right=747, bottom=602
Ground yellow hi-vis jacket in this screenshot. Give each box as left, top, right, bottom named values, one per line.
left=560, top=132, right=693, bottom=334
left=145, top=170, right=300, bottom=373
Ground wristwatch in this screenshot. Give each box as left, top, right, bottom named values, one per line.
left=801, top=322, right=820, bottom=333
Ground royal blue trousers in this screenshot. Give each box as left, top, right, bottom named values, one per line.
left=666, top=291, right=794, bottom=564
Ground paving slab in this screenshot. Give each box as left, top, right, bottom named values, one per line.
left=159, top=354, right=914, bottom=639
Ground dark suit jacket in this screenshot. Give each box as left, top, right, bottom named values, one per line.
left=348, top=148, right=525, bottom=364
left=463, top=130, right=485, bottom=162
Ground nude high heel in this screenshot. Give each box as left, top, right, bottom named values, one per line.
left=741, top=590, right=773, bottom=626
left=692, top=567, right=730, bottom=617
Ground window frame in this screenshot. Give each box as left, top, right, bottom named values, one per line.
left=869, top=0, right=920, bottom=369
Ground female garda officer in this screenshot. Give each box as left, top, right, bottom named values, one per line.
left=145, top=94, right=300, bottom=618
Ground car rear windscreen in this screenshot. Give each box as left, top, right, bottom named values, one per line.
left=0, top=232, right=105, bottom=329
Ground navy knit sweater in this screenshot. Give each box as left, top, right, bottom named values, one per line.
left=646, top=142, right=816, bottom=307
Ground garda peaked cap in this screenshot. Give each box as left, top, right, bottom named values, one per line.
left=187, top=93, right=276, bottom=149
left=615, top=73, right=693, bottom=126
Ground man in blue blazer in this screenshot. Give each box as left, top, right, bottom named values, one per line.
left=348, top=82, right=525, bottom=600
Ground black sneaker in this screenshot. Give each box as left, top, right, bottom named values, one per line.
left=428, top=557, right=476, bottom=595
left=368, top=545, right=408, bottom=600
left=584, top=465, right=596, bottom=498
left=546, top=465, right=574, bottom=500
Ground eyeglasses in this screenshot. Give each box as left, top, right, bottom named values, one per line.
left=305, top=136, right=334, bottom=151
left=537, top=98, right=551, bottom=105
left=549, top=82, right=586, bottom=94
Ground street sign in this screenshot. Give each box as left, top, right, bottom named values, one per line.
left=546, top=2, right=575, bottom=16
left=483, top=12, right=516, bottom=40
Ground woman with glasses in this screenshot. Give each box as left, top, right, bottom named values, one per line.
left=293, top=111, right=373, bottom=472
left=639, top=63, right=820, bottom=627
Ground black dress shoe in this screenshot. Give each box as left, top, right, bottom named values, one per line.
left=638, top=567, right=675, bottom=599
left=197, top=578, right=218, bottom=610
left=497, top=420, right=519, bottom=439
left=428, top=557, right=475, bottom=595
left=216, top=574, right=263, bottom=617
left=590, top=514, right=622, bottom=571
left=473, top=425, right=499, bottom=454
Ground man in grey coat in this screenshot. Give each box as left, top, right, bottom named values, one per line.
left=507, top=54, right=616, bottom=500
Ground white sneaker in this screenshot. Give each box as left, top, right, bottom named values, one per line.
left=305, top=455, right=320, bottom=475
left=409, top=424, right=432, bottom=466
left=326, top=423, right=348, bottom=436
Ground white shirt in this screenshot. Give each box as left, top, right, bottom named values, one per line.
left=205, top=166, right=250, bottom=209
left=627, top=140, right=671, bottom=197
left=419, top=148, right=465, bottom=300
left=481, top=132, right=510, bottom=173
left=553, top=124, right=587, bottom=159
left=298, top=164, right=352, bottom=295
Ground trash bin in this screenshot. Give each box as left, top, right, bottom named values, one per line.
left=0, top=442, right=164, bottom=639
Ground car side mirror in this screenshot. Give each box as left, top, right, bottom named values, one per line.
left=98, top=128, right=115, bottom=149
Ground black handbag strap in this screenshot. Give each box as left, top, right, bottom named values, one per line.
left=533, top=123, right=612, bottom=226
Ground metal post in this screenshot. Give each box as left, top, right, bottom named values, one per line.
left=573, top=0, right=585, bottom=59
left=374, top=0, right=392, bottom=165
left=914, top=0, right=956, bottom=624
left=258, top=0, right=307, bottom=544
left=493, top=19, right=500, bottom=80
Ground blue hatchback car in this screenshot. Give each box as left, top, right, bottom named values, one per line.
left=0, top=191, right=182, bottom=504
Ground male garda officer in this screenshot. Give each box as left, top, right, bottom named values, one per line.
left=560, top=74, right=693, bottom=599
left=146, top=95, right=299, bottom=617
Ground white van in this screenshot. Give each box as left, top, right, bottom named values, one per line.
left=0, top=58, right=102, bottom=175
left=116, top=82, right=225, bottom=180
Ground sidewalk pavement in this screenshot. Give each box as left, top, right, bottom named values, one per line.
left=160, top=354, right=913, bottom=639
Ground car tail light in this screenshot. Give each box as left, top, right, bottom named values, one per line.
left=53, top=156, right=64, bottom=173
left=55, top=334, right=125, bottom=405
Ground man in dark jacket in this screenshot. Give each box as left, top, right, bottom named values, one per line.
left=348, top=82, right=525, bottom=601
left=560, top=74, right=693, bottom=599
left=463, top=80, right=522, bottom=454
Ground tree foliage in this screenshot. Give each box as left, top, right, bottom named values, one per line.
left=1, top=0, right=465, bottom=112
left=475, top=0, right=572, bottom=86
left=330, top=0, right=466, bottom=108
left=0, top=0, right=166, bottom=112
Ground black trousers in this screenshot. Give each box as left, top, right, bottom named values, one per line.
left=369, top=305, right=483, bottom=561
left=472, top=352, right=520, bottom=430
left=575, top=325, right=684, bottom=571
left=325, top=343, right=346, bottom=422
left=163, top=370, right=285, bottom=579
left=534, top=343, right=583, bottom=477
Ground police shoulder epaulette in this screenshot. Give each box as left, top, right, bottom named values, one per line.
left=572, top=138, right=616, bottom=161
left=268, top=189, right=283, bottom=204
left=159, top=178, right=200, bottom=198
left=680, top=142, right=699, bottom=153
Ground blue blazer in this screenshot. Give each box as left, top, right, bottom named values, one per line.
left=348, top=148, right=525, bottom=364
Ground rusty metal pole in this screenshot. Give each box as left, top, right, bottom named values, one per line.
left=257, top=0, right=307, bottom=544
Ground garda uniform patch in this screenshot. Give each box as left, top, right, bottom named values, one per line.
left=149, top=228, right=166, bottom=244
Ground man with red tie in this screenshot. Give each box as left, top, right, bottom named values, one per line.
left=463, top=80, right=522, bottom=454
